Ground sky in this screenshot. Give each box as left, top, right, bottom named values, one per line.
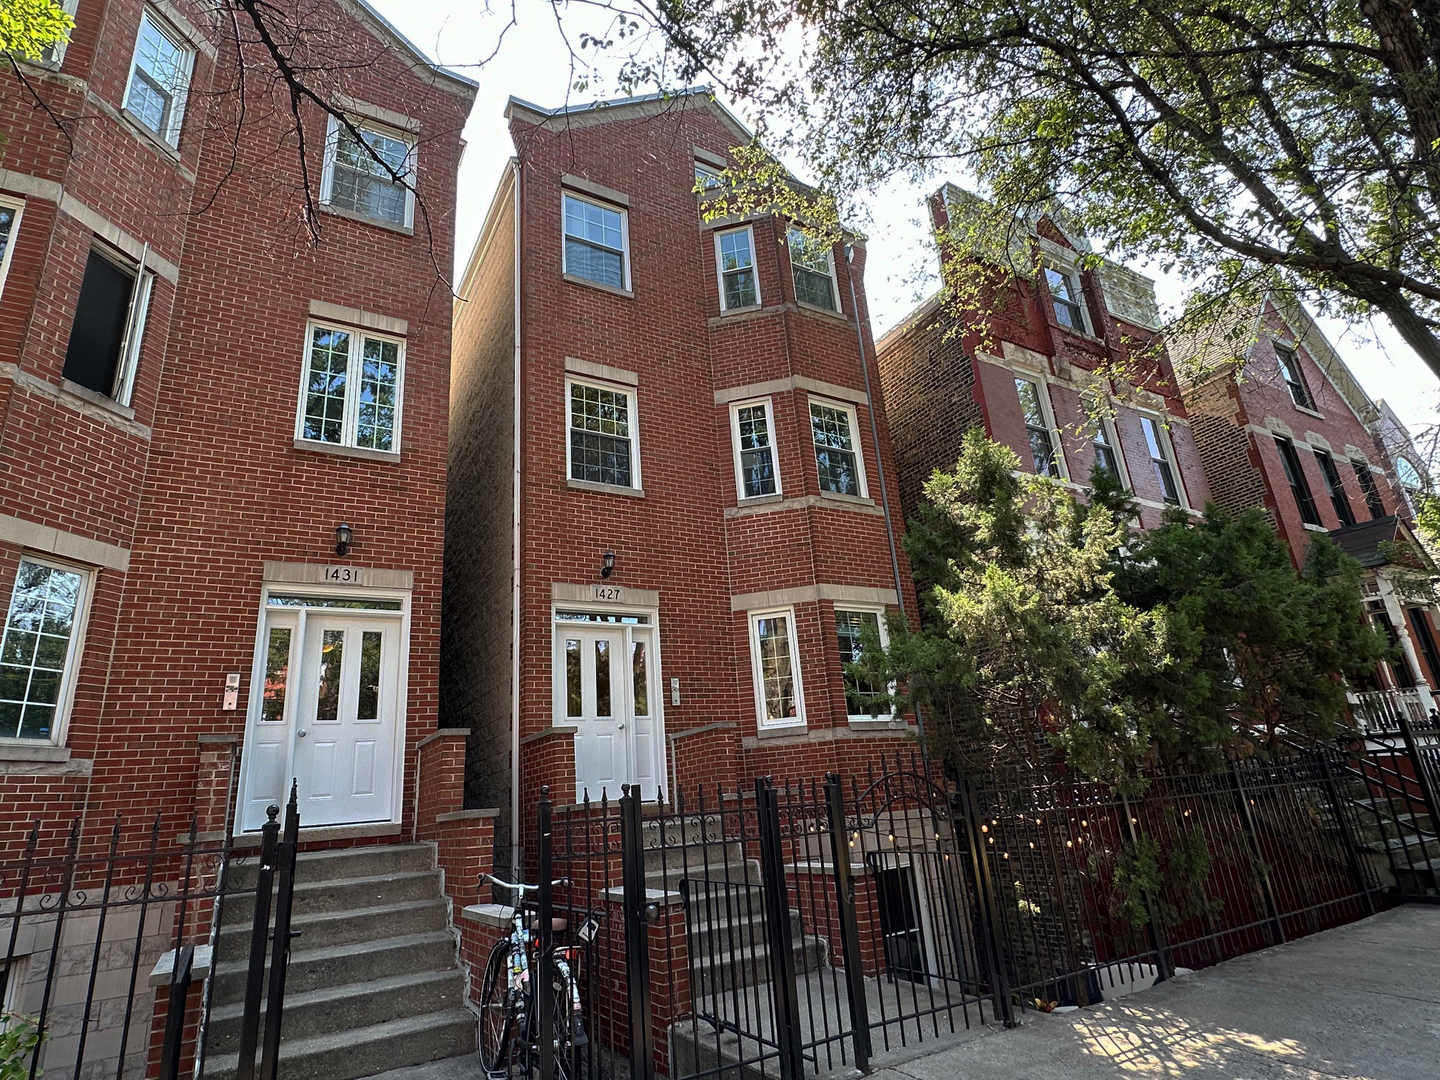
left=374, top=0, right=1440, bottom=444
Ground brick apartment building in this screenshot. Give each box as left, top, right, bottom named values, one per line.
left=1171, top=297, right=1440, bottom=726
left=876, top=183, right=1212, bottom=531
left=445, top=90, right=919, bottom=867
left=1, top=1, right=479, bottom=1073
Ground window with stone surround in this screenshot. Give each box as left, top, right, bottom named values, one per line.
left=1275, top=437, right=1322, bottom=526
left=568, top=378, right=638, bottom=489
left=731, top=398, right=779, bottom=499
left=297, top=322, right=404, bottom=453
left=1353, top=462, right=1386, bottom=519
left=1140, top=414, right=1184, bottom=505
left=1315, top=450, right=1355, bottom=527
left=788, top=229, right=839, bottom=312
left=123, top=12, right=193, bottom=146
left=563, top=192, right=629, bottom=290
left=835, top=607, right=892, bottom=721
left=1274, top=345, right=1315, bottom=410
left=322, top=117, right=416, bottom=229
left=0, top=557, right=91, bottom=745
left=748, top=609, right=804, bottom=727
left=1016, top=376, right=1063, bottom=479
left=810, top=399, right=867, bottom=497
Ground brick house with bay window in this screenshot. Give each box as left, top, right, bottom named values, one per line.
left=445, top=90, right=919, bottom=869
left=1170, top=297, right=1440, bottom=729
left=1, top=0, right=482, bottom=1074
left=876, top=183, right=1212, bottom=534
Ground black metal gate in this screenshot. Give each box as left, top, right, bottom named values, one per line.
left=529, top=736, right=1440, bottom=1080
left=0, top=783, right=300, bottom=1080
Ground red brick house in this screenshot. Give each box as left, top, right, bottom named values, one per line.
left=1171, top=296, right=1440, bottom=728
left=1, top=2, right=480, bottom=1074
left=445, top=90, right=919, bottom=869
left=876, top=183, right=1212, bottom=532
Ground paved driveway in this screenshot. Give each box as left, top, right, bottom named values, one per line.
left=871, top=905, right=1440, bottom=1080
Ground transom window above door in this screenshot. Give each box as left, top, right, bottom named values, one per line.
left=297, top=322, right=404, bottom=454
left=563, top=193, right=629, bottom=291
left=568, top=379, right=639, bottom=489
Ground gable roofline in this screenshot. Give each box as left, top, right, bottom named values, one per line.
left=1263, top=293, right=1378, bottom=429
left=505, top=87, right=753, bottom=146
left=343, top=0, right=478, bottom=95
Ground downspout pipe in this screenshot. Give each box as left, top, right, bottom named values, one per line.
left=845, top=243, right=924, bottom=742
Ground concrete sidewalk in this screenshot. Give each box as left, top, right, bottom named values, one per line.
left=871, top=905, right=1440, bottom=1080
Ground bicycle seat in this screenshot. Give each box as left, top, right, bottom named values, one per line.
left=530, top=917, right=569, bottom=932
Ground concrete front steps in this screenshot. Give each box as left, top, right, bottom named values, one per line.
left=202, top=844, right=475, bottom=1080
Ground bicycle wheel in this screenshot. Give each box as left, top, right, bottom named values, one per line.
left=550, top=969, right=588, bottom=1080
left=478, top=942, right=516, bottom=1075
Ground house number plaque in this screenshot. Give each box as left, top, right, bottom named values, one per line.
left=592, top=585, right=623, bottom=602
left=323, top=565, right=364, bottom=584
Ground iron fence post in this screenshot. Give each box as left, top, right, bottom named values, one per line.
left=1118, top=792, right=1176, bottom=981
left=157, top=945, right=194, bottom=1080
left=956, top=774, right=1015, bottom=1027
left=1394, top=706, right=1440, bottom=834
left=1315, top=748, right=1377, bottom=915
left=620, top=785, right=655, bottom=1080
left=260, top=783, right=300, bottom=1080
left=537, top=787, right=555, bottom=1080
left=756, top=777, right=804, bottom=1080
left=1228, top=762, right=1286, bottom=947
left=823, top=774, right=870, bottom=1071
left=235, top=804, right=281, bottom=1080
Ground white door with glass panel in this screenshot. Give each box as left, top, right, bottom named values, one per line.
left=554, top=615, right=662, bottom=800
left=241, top=594, right=403, bottom=832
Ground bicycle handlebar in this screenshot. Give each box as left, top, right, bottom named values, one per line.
left=479, top=872, right=572, bottom=894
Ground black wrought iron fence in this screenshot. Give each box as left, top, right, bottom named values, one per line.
left=527, top=740, right=1437, bottom=1080
left=0, top=787, right=299, bottom=1080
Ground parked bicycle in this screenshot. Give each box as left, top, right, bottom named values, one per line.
left=477, top=871, right=594, bottom=1080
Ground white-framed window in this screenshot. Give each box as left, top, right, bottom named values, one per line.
left=694, top=161, right=723, bottom=191
left=296, top=321, right=405, bottom=453
left=563, top=192, right=629, bottom=291
left=0, top=196, right=24, bottom=302
left=835, top=606, right=892, bottom=722
left=1087, top=399, right=1127, bottom=487
left=567, top=378, right=639, bottom=489
left=1139, top=414, right=1185, bottom=506
left=123, top=12, right=193, bottom=146
left=716, top=227, right=759, bottom=311
left=809, top=398, right=867, bottom=498
left=61, top=246, right=154, bottom=407
left=730, top=398, right=780, bottom=500
left=748, top=608, right=804, bottom=727
left=0, top=556, right=92, bottom=746
left=321, top=116, right=416, bottom=229
left=39, top=0, right=77, bottom=65
left=1015, top=376, right=1064, bottom=479
left=1274, top=344, right=1315, bottom=410
left=787, top=228, right=839, bottom=312
left=1045, top=267, right=1087, bottom=334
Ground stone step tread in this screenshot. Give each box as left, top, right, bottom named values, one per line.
left=203, top=1009, right=475, bottom=1076
left=212, top=929, right=455, bottom=974
left=690, top=934, right=826, bottom=971
left=208, top=968, right=462, bottom=1023
left=216, top=898, right=447, bottom=936
left=229, top=868, right=439, bottom=896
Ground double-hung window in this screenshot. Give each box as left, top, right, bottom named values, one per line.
left=1, top=558, right=91, bottom=744
left=1087, top=399, right=1125, bottom=484
left=810, top=399, right=866, bottom=497
left=1315, top=451, right=1355, bottom=526
left=694, top=161, right=723, bottom=191
left=1275, top=437, right=1322, bottom=526
left=1045, top=268, right=1087, bottom=333
left=568, top=379, right=638, bottom=489
left=731, top=399, right=779, bottom=499
left=1274, top=345, right=1314, bottom=410
left=1016, top=377, right=1062, bottom=479
left=1353, top=462, right=1386, bottom=518
left=297, top=322, right=404, bottom=453
left=0, top=196, right=23, bottom=302
left=835, top=608, right=891, bottom=721
left=563, top=193, right=629, bottom=291
left=62, top=247, right=153, bottom=407
left=322, top=118, right=416, bottom=229
left=716, top=227, right=759, bottom=311
left=124, top=13, right=192, bottom=146
left=748, top=609, right=804, bottom=727
left=1139, top=415, right=1183, bottom=505
left=787, top=228, right=839, bottom=312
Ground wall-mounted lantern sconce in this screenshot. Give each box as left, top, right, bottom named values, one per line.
left=335, top=523, right=354, bottom=558
left=600, top=550, right=616, bottom=580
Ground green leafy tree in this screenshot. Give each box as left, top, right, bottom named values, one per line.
left=1, top=0, right=71, bottom=61
left=631, top=0, right=1440, bottom=381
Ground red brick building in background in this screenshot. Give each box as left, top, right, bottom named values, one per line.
left=1171, top=297, right=1440, bottom=728
left=1, top=2, right=479, bottom=1073
left=876, top=183, right=1212, bottom=531
left=445, top=90, right=919, bottom=869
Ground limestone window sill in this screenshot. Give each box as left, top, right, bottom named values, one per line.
left=0, top=742, right=71, bottom=762
left=563, top=274, right=634, bottom=299
left=568, top=479, right=644, bottom=498
left=293, top=438, right=401, bottom=464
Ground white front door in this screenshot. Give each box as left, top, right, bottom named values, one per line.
left=555, top=618, right=662, bottom=800
left=240, top=599, right=403, bottom=831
